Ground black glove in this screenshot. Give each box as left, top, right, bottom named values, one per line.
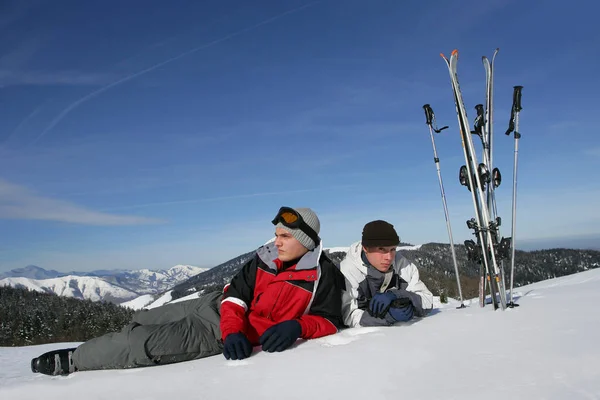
left=223, top=332, right=252, bottom=360
left=259, top=320, right=302, bottom=353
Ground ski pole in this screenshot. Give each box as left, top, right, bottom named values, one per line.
left=505, top=86, right=523, bottom=308
left=423, top=104, right=465, bottom=308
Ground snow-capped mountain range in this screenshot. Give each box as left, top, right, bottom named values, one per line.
left=0, top=264, right=210, bottom=304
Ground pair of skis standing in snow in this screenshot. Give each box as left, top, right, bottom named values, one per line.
left=426, top=49, right=523, bottom=311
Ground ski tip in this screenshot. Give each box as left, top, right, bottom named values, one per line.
left=439, top=52, right=446, bottom=59
left=451, top=49, right=458, bottom=56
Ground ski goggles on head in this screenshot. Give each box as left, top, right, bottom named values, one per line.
left=271, top=206, right=321, bottom=248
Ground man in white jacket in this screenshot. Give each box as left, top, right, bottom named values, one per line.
left=340, top=220, right=434, bottom=328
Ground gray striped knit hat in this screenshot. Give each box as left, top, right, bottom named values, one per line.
left=275, top=207, right=321, bottom=251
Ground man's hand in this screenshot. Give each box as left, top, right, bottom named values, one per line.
left=369, top=292, right=397, bottom=318
left=388, top=303, right=414, bottom=322
left=259, top=320, right=302, bottom=353
left=223, top=332, right=252, bottom=360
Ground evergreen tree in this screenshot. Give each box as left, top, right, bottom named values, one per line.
left=0, top=286, right=134, bottom=347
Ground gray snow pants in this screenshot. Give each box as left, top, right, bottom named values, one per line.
left=72, top=291, right=224, bottom=371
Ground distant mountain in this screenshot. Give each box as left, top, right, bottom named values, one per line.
left=86, top=264, right=210, bottom=295
left=0, top=264, right=210, bottom=304
left=0, top=265, right=62, bottom=280
left=0, top=275, right=139, bottom=303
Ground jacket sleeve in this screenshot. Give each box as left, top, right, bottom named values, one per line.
left=340, top=258, right=369, bottom=328
left=297, top=257, right=345, bottom=339
left=389, top=257, right=434, bottom=317
left=219, top=255, right=257, bottom=340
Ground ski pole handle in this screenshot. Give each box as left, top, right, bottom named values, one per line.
left=512, top=86, right=523, bottom=112
left=475, top=104, right=485, bottom=117
left=423, top=104, right=434, bottom=126
left=472, top=104, right=485, bottom=136
left=505, top=86, right=523, bottom=136
left=423, top=104, right=448, bottom=133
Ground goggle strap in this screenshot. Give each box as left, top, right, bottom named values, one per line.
left=298, top=220, right=321, bottom=248
left=272, top=208, right=320, bottom=248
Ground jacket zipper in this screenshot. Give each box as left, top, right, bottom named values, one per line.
left=267, top=283, right=285, bottom=321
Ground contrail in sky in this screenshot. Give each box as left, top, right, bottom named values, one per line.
left=102, top=184, right=356, bottom=211
left=31, top=1, right=321, bottom=145
left=3, top=103, right=44, bottom=147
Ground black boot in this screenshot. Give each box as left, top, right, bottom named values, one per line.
left=31, top=348, right=78, bottom=376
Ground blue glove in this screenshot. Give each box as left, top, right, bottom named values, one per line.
left=223, top=332, right=252, bottom=360
left=388, top=304, right=414, bottom=322
left=259, top=320, right=302, bottom=353
left=369, top=292, right=397, bottom=317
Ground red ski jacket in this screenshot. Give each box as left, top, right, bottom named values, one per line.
left=220, top=242, right=345, bottom=344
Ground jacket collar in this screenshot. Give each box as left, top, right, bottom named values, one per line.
left=257, top=240, right=323, bottom=272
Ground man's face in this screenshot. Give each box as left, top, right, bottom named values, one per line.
left=274, top=227, right=308, bottom=262
left=363, top=245, right=397, bottom=272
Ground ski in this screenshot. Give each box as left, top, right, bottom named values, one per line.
left=478, top=49, right=509, bottom=308
left=483, top=49, right=499, bottom=220
left=422, top=104, right=466, bottom=308
left=471, top=103, right=495, bottom=308
left=440, top=49, right=506, bottom=310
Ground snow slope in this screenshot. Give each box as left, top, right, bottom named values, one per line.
left=1, top=269, right=599, bottom=400
left=122, top=289, right=205, bottom=310
left=119, top=294, right=155, bottom=310
left=145, top=290, right=173, bottom=309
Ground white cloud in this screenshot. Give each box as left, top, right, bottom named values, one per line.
left=0, top=178, right=163, bottom=225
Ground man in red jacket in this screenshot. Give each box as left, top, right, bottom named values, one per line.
left=220, top=206, right=345, bottom=359
left=31, top=206, right=344, bottom=375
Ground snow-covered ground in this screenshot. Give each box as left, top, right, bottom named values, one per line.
left=2, top=268, right=599, bottom=400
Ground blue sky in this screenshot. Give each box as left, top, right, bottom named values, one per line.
left=1, top=0, right=599, bottom=272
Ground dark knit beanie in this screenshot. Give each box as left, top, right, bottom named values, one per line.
left=361, top=220, right=400, bottom=247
